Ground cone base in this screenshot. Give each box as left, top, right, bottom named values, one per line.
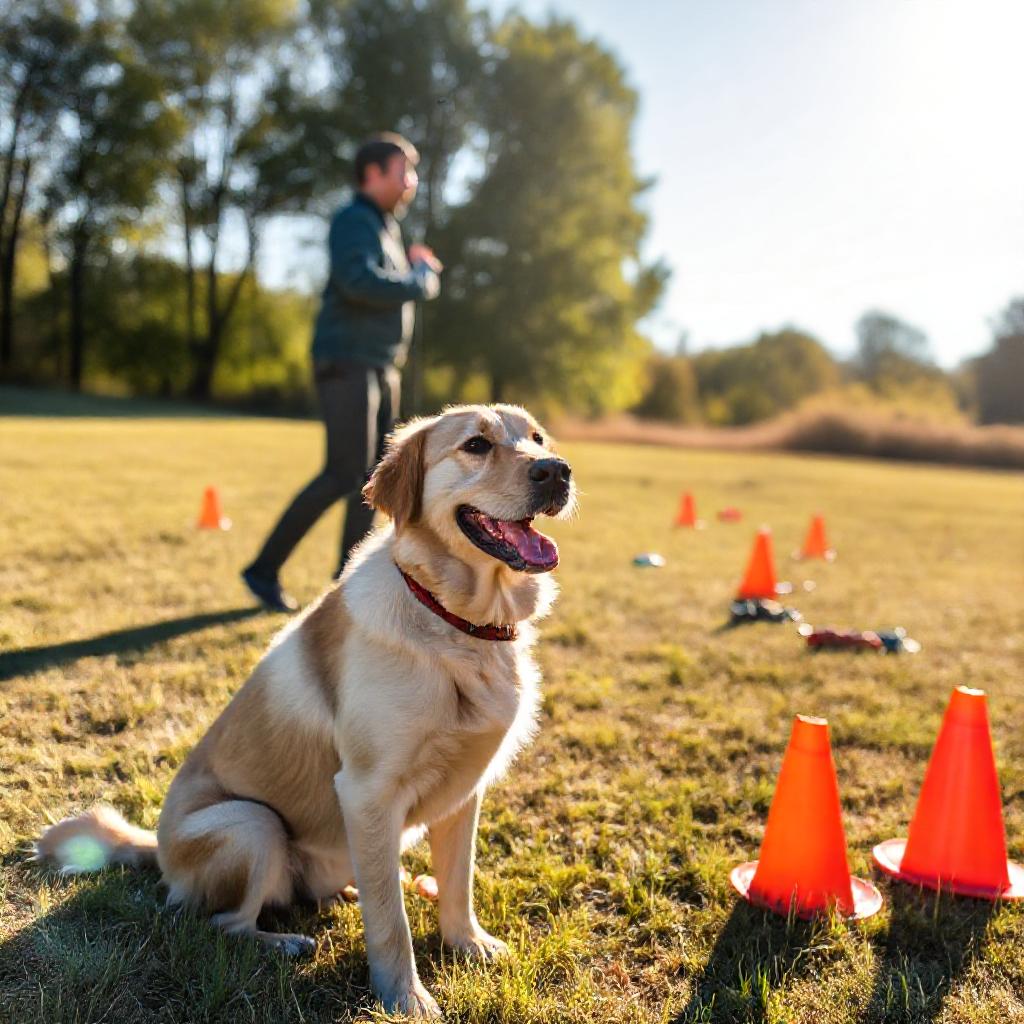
left=792, top=550, right=836, bottom=562
left=872, top=838, right=1024, bottom=901
left=198, top=517, right=232, bottom=530
left=729, top=861, right=883, bottom=921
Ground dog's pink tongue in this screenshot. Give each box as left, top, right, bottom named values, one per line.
left=495, top=519, right=558, bottom=568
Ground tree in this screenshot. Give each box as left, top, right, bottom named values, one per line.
left=128, top=0, right=315, bottom=398
left=310, top=0, right=485, bottom=235
left=976, top=297, right=1024, bottom=424
left=748, top=329, right=840, bottom=409
left=430, top=16, right=667, bottom=413
left=855, top=309, right=930, bottom=386
left=310, top=0, right=488, bottom=410
left=86, top=250, right=191, bottom=395
left=632, top=353, right=699, bottom=423
left=692, top=328, right=839, bottom=425
left=0, top=0, right=78, bottom=376
left=43, top=17, right=181, bottom=389
left=853, top=308, right=961, bottom=411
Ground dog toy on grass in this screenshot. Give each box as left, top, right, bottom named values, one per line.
left=633, top=552, right=666, bottom=567
left=798, top=623, right=920, bottom=653
left=729, top=598, right=802, bottom=624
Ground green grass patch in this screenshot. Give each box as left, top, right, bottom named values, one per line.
left=1, top=404, right=1023, bottom=1022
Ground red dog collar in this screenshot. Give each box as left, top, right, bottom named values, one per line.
left=397, top=566, right=518, bottom=642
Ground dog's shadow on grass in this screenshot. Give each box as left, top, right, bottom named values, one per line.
left=861, top=884, right=997, bottom=1023
left=0, top=858, right=392, bottom=1023
left=0, top=607, right=263, bottom=684
left=674, top=900, right=828, bottom=1023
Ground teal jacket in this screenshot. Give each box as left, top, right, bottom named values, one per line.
left=311, top=194, right=439, bottom=369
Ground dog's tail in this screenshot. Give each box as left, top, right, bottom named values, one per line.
left=34, top=805, right=158, bottom=873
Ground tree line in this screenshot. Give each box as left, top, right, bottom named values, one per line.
left=2, top=0, right=1020, bottom=424
left=631, top=305, right=1024, bottom=427
left=1, top=0, right=663, bottom=411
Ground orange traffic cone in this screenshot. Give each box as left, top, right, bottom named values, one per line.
left=798, top=514, right=835, bottom=561
left=674, top=492, right=703, bottom=528
left=736, top=527, right=778, bottom=599
left=731, top=715, right=883, bottom=920
left=873, top=687, right=1024, bottom=900
left=197, top=485, right=231, bottom=530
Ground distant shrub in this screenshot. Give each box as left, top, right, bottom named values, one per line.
left=770, top=407, right=1024, bottom=468
left=553, top=406, right=1024, bottom=470
left=631, top=354, right=700, bottom=423
left=692, top=328, right=841, bottom=425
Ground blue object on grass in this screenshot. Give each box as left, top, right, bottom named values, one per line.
left=633, top=552, right=666, bottom=567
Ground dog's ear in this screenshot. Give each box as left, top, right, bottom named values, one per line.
left=363, top=418, right=432, bottom=531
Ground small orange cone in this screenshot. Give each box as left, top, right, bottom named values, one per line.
left=731, top=715, right=883, bottom=920
left=873, top=687, right=1024, bottom=900
left=799, top=514, right=835, bottom=561
left=674, top=492, right=703, bottom=528
left=197, top=486, right=231, bottom=530
left=736, top=527, right=778, bottom=599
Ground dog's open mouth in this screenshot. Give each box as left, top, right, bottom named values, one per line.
left=456, top=506, right=559, bottom=573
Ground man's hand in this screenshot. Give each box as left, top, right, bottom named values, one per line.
left=408, top=243, right=443, bottom=273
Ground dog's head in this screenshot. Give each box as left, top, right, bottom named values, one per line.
left=363, top=404, right=575, bottom=573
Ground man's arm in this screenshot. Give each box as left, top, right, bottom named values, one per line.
left=331, top=214, right=439, bottom=307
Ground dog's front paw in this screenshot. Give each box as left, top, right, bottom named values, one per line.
left=379, top=979, right=442, bottom=1019
left=444, top=928, right=509, bottom=960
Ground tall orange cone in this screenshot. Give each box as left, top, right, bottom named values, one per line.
left=736, top=527, right=778, bottom=599
left=197, top=485, right=231, bottom=530
left=799, top=514, right=835, bottom=561
left=674, top=492, right=703, bottom=528
left=873, top=687, right=1024, bottom=900
left=731, top=715, right=883, bottom=920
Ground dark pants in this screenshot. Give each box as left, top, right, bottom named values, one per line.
left=249, top=363, right=400, bottom=579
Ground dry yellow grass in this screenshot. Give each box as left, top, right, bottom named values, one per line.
left=1, top=391, right=1023, bottom=1023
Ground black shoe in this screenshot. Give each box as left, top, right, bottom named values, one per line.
left=241, top=567, right=298, bottom=613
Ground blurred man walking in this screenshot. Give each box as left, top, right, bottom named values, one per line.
left=243, top=133, right=442, bottom=612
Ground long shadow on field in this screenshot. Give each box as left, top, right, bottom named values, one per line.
left=0, top=607, right=262, bottom=683
left=860, top=885, right=996, bottom=1023
left=0, top=862, right=384, bottom=1024
left=673, top=900, right=828, bottom=1023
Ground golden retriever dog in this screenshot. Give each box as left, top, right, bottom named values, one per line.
left=35, top=403, right=575, bottom=1018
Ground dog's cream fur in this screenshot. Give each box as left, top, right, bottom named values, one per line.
left=35, top=403, right=574, bottom=1018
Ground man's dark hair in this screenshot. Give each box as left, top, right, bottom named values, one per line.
left=354, top=132, right=419, bottom=185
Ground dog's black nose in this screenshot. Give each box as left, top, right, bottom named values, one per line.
left=529, top=459, right=572, bottom=484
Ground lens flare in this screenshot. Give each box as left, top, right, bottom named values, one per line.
left=58, top=835, right=109, bottom=873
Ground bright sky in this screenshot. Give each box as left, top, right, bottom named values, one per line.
left=262, top=0, right=1024, bottom=368
left=484, top=0, right=1024, bottom=366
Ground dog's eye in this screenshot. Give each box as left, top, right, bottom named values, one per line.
left=462, top=435, right=492, bottom=455
left=532, top=432, right=545, bottom=446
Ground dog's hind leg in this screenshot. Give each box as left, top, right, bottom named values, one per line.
left=161, top=799, right=315, bottom=956
left=212, top=913, right=317, bottom=957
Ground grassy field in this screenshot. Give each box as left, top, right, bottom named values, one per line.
left=1, top=399, right=1023, bottom=1023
